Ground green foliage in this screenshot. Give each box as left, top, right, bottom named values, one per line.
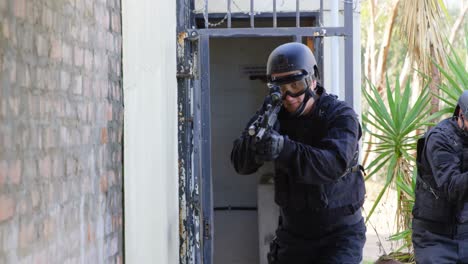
left=434, top=46, right=468, bottom=116
left=362, top=46, right=467, bottom=256
left=362, top=75, right=436, bottom=249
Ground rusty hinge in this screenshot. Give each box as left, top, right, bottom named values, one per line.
left=177, top=72, right=194, bottom=78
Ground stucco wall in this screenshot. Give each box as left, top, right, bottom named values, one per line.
left=122, top=0, right=179, bottom=263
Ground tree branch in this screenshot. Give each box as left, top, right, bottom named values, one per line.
left=448, top=2, right=468, bottom=47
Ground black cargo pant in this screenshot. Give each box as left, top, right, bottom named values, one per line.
left=267, top=210, right=366, bottom=264
left=413, top=219, right=468, bottom=264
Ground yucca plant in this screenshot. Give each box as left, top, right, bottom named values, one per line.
left=435, top=45, right=468, bottom=115
left=362, top=75, right=435, bottom=252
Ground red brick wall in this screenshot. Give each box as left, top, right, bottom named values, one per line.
left=0, top=0, right=123, bottom=262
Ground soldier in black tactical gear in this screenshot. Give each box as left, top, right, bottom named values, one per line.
left=230, top=42, right=366, bottom=263
left=412, top=90, right=468, bottom=264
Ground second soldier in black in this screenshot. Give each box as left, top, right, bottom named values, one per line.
left=231, top=42, right=366, bottom=264
left=412, top=90, right=468, bottom=264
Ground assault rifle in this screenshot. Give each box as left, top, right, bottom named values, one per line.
left=248, top=85, right=282, bottom=141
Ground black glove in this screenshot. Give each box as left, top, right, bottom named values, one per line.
left=255, top=130, right=284, bottom=162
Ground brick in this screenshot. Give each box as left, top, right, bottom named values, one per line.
left=60, top=71, right=71, bottom=91
left=41, top=8, right=53, bottom=30
left=8, top=160, right=21, bottom=185
left=18, top=220, right=35, bottom=249
left=0, top=161, right=6, bottom=187
left=23, top=159, right=37, bottom=181
left=116, top=255, right=123, bottom=264
left=60, top=126, right=69, bottom=146
left=107, top=103, right=113, bottom=121
left=2, top=19, right=10, bottom=40
left=62, top=42, right=72, bottom=65
left=39, top=156, right=51, bottom=178
left=19, top=25, right=34, bottom=53
left=87, top=223, right=95, bottom=243
left=100, top=174, right=107, bottom=193
left=73, top=75, right=82, bottom=95
left=0, top=0, right=6, bottom=11
left=43, top=217, right=55, bottom=241
left=108, top=170, right=115, bottom=187
left=106, top=31, right=113, bottom=51
left=33, top=250, right=48, bottom=264
left=66, top=158, right=75, bottom=176
left=84, top=0, right=94, bottom=15
left=87, top=103, right=95, bottom=123
left=14, top=0, right=26, bottom=18
left=36, top=35, right=49, bottom=57
left=8, top=97, right=19, bottom=117
left=73, top=46, right=83, bottom=67
left=43, top=128, right=55, bottom=149
left=78, top=103, right=87, bottom=122
left=53, top=156, right=64, bottom=178
left=80, top=26, right=89, bottom=44
left=26, top=1, right=41, bottom=25
left=84, top=49, right=93, bottom=71
left=31, top=190, right=40, bottom=209
left=111, top=13, right=120, bottom=33
left=4, top=97, right=13, bottom=119
left=17, top=64, right=31, bottom=87
left=7, top=59, right=16, bottom=84
left=75, top=0, right=84, bottom=11
left=109, top=236, right=118, bottom=257
left=101, top=8, right=110, bottom=29
left=35, top=68, right=45, bottom=89
left=101, top=128, right=108, bottom=144
left=50, top=39, right=62, bottom=60
left=0, top=195, right=15, bottom=222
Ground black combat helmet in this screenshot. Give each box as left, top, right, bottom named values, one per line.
left=266, top=42, right=319, bottom=81
left=454, top=90, right=468, bottom=117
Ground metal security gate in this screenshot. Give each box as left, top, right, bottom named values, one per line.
left=176, top=1, right=356, bottom=263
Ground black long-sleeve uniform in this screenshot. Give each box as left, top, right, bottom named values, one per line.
left=231, top=93, right=366, bottom=232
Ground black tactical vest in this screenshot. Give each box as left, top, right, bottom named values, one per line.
left=273, top=95, right=365, bottom=217
left=414, top=120, right=468, bottom=223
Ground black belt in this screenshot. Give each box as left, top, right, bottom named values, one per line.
left=413, top=218, right=468, bottom=237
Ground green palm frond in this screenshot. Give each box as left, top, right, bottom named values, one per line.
left=362, top=74, right=433, bottom=251
left=434, top=47, right=468, bottom=114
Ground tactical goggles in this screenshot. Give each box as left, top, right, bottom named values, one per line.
left=269, top=72, right=311, bottom=100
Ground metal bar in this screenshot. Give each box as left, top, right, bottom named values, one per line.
left=195, top=11, right=319, bottom=19
left=214, top=206, right=258, bottom=211
left=227, top=0, right=232, bottom=28
left=196, top=27, right=347, bottom=37
left=273, top=0, right=277, bottom=27
left=296, top=0, right=300, bottom=27
left=199, top=34, right=213, bottom=264
left=320, top=0, right=323, bottom=25
left=176, top=0, right=200, bottom=263
left=250, top=0, right=254, bottom=28
left=344, top=0, right=354, bottom=106
left=315, top=37, right=324, bottom=82
left=204, top=0, right=208, bottom=28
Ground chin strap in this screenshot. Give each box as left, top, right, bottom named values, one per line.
left=457, top=114, right=468, bottom=138
left=288, top=78, right=319, bottom=117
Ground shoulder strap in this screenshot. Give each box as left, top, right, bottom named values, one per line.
left=416, top=131, right=442, bottom=199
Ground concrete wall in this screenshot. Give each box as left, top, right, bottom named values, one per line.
left=0, top=0, right=124, bottom=263
left=122, top=0, right=179, bottom=263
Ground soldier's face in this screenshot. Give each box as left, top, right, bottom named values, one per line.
left=270, top=70, right=316, bottom=113
left=458, top=113, right=468, bottom=131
